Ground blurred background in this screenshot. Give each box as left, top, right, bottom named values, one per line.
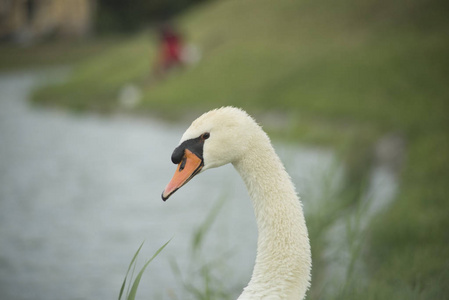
left=0, top=0, right=448, bottom=299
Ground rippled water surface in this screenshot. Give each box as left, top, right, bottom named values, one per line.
left=0, top=71, right=337, bottom=299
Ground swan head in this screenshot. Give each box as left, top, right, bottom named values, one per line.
left=162, top=107, right=262, bottom=200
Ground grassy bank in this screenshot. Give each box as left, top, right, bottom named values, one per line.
left=0, top=38, right=122, bottom=71
left=29, top=0, right=449, bottom=299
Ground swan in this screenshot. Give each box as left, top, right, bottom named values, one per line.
left=162, top=107, right=311, bottom=299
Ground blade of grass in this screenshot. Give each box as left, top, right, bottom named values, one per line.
left=126, top=249, right=140, bottom=299
left=169, top=258, right=185, bottom=286
left=192, top=194, right=226, bottom=255
left=127, top=239, right=172, bottom=300
left=119, top=241, right=145, bottom=300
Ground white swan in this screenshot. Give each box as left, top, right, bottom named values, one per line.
left=162, top=107, right=311, bottom=299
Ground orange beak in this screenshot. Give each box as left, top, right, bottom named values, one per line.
left=162, top=149, right=203, bottom=201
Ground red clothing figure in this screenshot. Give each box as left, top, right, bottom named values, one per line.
left=156, top=25, right=183, bottom=74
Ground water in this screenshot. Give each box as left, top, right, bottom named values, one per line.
left=0, top=70, right=338, bottom=299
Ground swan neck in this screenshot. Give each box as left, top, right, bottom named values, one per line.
left=234, top=143, right=311, bottom=299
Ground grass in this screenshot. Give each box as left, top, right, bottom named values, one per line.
left=169, top=195, right=235, bottom=300
left=12, top=0, right=449, bottom=298
left=28, top=34, right=152, bottom=112
left=365, top=133, right=449, bottom=299
left=119, top=240, right=171, bottom=300
left=0, top=37, right=122, bottom=71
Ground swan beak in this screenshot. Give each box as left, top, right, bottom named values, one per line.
left=162, top=149, right=203, bottom=201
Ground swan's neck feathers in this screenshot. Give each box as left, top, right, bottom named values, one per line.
left=233, top=134, right=311, bottom=300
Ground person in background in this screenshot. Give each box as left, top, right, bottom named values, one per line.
left=153, top=23, right=184, bottom=78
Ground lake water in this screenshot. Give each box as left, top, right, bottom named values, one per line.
left=0, top=70, right=339, bottom=299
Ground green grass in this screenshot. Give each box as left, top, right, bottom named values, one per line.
left=30, top=34, right=152, bottom=112
left=23, top=0, right=449, bottom=299
left=365, top=133, right=449, bottom=299
left=170, top=195, right=235, bottom=300
left=119, top=240, right=171, bottom=300
left=0, top=37, right=122, bottom=71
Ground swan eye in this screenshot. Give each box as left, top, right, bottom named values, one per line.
left=202, top=132, right=210, bottom=140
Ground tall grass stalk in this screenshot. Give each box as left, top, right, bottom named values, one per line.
left=119, top=240, right=171, bottom=300
left=170, top=194, right=233, bottom=300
